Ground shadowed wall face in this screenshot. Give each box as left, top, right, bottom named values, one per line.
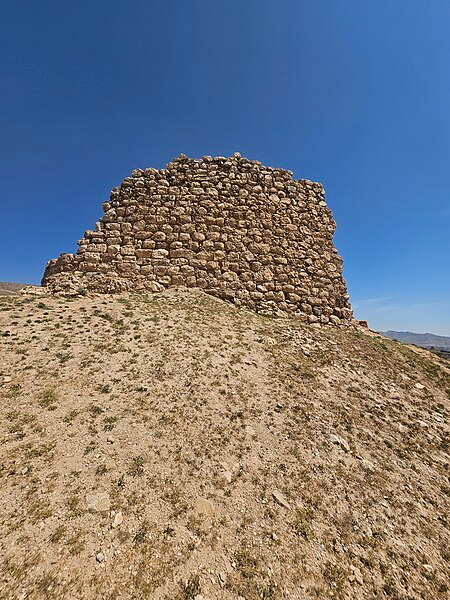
left=42, top=153, right=353, bottom=324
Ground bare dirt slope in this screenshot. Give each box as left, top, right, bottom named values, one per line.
left=0, top=289, right=449, bottom=600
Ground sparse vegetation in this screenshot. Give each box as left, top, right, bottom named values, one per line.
left=182, top=574, right=201, bottom=599
left=0, top=289, right=448, bottom=599
left=38, top=388, right=58, bottom=410
left=127, top=455, right=145, bottom=477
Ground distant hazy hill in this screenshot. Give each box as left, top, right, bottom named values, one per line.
left=381, top=330, right=450, bottom=349
left=0, top=282, right=29, bottom=295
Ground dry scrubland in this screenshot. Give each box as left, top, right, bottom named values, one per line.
left=0, top=289, right=449, bottom=600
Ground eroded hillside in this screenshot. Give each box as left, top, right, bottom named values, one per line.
left=0, top=289, right=449, bottom=599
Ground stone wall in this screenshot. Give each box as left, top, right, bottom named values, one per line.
left=42, top=153, right=353, bottom=325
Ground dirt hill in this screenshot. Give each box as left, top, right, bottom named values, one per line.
left=0, top=289, right=449, bottom=600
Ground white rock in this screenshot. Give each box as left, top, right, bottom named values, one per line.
left=350, top=564, right=363, bottom=584
left=112, top=511, right=123, bottom=528
left=86, top=492, right=111, bottom=512
left=195, top=497, right=215, bottom=517
left=361, top=459, right=375, bottom=471
left=272, top=489, right=290, bottom=509
left=329, top=434, right=350, bottom=452
left=223, top=470, right=232, bottom=483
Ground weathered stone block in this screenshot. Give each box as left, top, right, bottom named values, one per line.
left=135, top=249, right=153, bottom=259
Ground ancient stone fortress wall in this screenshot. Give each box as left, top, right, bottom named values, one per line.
left=42, top=153, right=353, bottom=325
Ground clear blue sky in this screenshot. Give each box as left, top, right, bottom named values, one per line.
left=1, top=1, right=449, bottom=334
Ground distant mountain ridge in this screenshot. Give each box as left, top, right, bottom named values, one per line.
left=0, top=282, right=29, bottom=295
left=381, top=330, right=450, bottom=349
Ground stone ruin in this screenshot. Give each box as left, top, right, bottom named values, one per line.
left=42, top=153, right=354, bottom=325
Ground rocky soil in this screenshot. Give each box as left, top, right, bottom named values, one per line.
left=0, top=288, right=449, bottom=599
